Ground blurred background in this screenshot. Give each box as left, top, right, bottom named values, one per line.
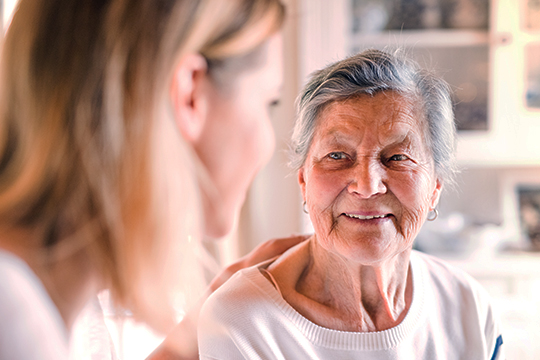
left=3, top=0, right=540, bottom=358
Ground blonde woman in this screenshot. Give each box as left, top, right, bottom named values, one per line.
left=0, top=0, right=301, bottom=359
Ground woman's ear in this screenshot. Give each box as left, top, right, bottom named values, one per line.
left=298, top=168, right=307, bottom=201
left=430, top=178, right=443, bottom=210
left=170, top=53, right=208, bottom=144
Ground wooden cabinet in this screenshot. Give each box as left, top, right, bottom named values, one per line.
left=299, top=0, right=540, bottom=167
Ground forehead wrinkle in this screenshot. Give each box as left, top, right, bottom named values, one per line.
left=377, top=121, right=420, bottom=149
left=320, top=126, right=363, bottom=147
left=313, top=105, right=366, bottom=147
left=312, top=93, right=428, bottom=155
left=377, top=97, right=426, bottom=150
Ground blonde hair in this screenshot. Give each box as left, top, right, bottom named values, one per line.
left=0, top=0, right=284, bottom=332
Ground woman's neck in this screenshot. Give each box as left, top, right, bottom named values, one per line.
left=267, top=237, right=413, bottom=332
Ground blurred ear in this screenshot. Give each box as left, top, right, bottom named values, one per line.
left=430, top=178, right=443, bottom=210
left=170, top=53, right=208, bottom=144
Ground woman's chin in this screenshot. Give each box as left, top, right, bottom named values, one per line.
left=327, top=240, right=409, bottom=266
left=203, top=209, right=238, bottom=240
left=201, top=196, right=241, bottom=240
left=203, top=221, right=232, bottom=240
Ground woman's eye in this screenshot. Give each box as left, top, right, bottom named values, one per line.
left=267, top=98, right=281, bottom=111
left=328, top=152, right=346, bottom=160
left=389, top=154, right=409, bottom=161
left=266, top=99, right=280, bottom=116
left=269, top=99, right=280, bottom=107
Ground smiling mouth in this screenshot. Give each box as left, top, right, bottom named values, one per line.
left=343, top=213, right=390, bottom=220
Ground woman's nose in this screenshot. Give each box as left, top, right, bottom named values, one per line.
left=347, top=159, right=387, bottom=198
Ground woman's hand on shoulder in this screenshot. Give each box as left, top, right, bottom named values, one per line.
left=208, top=234, right=309, bottom=293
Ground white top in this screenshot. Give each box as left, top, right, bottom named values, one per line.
left=198, top=250, right=504, bottom=360
left=0, top=250, right=69, bottom=360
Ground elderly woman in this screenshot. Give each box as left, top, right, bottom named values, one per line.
left=198, top=49, right=504, bottom=359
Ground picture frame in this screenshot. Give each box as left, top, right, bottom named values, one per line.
left=517, top=185, right=540, bottom=250
left=525, top=0, right=540, bottom=31
left=500, top=169, right=540, bottom=251
left=525, top=43, right=540, bottom=109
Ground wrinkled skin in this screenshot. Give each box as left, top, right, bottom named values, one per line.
left=299, top=91, right=442, bottom=266
left=267, top=91, right=445, bottom=332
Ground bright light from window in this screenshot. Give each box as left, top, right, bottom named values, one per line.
left=3, top=0, right=18, bottom=29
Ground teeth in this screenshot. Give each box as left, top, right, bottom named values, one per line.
left=345, top=213, right=387, bottom=220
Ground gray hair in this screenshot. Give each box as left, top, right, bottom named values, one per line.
left=289, top=49, right=457, bottom=186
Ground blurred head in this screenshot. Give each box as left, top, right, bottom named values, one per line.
left=176, top=34, right=284, bottom=239
left=0, top=0, right=284, bottom=331
left=290, top=49, right=457, bottom=265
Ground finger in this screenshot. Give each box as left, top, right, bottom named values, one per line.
left=247, top=234, right=309, bottom=265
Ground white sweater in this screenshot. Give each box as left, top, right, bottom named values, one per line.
left=0, top=250, right=69, bottom=360
left=198, top=250, right=504, bottom=360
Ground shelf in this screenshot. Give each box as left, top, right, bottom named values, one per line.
left=436, top=251, right=540, bottom=278
left=455, top=104, right=540, bottom=167
left=349, top=29, right=490, bottom=49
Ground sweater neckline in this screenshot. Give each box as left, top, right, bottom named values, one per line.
left=244, top=251, right=426, bottom=351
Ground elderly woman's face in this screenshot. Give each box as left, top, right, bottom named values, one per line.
left=299, top=92, right=442, bottom=264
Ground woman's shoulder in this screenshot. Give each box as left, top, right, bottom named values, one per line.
left=200, top=263, right=281, bottom=321
left=0, top=250, right=69, bottom=359
left=0, top=250, right=51, bottom=306
left=411, top=251, right=503, bottom=358
left=204, top=239, right=309, bottom=312
left=411, top=250, right=493, bottom=310
left=198, top=262, right=289, bottom=357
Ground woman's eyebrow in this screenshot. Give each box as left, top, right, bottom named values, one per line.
left=317, top=130, right=359, bottom=147
left=382, top=132, right=426, bottom=157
